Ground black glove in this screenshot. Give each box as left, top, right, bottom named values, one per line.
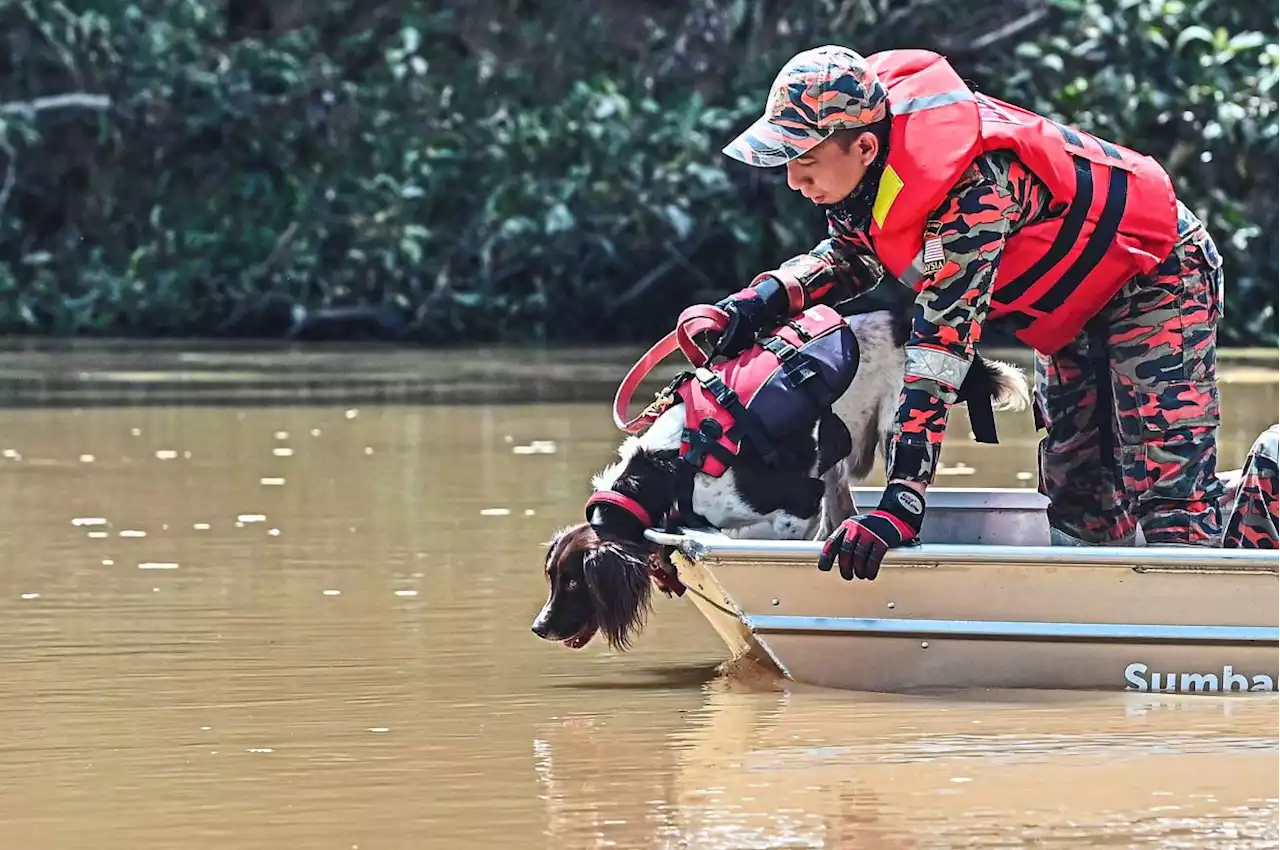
left=711, top=276, right=792, bottom=360
left=817, top=483, right=925, bottom=581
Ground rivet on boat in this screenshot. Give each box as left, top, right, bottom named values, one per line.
left=921, top=641, right=930, bottom=649
left=887, top=601, right=896, bottom=609
left=771, top=598, right=780, bottom=606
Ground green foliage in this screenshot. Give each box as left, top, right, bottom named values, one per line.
left=0, top=0, right=1275, bottom=344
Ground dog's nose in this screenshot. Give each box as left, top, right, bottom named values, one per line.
left=531, top=618, right=550, bottom=639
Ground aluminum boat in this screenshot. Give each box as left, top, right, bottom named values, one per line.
left=645, top=487, right=1280, bottom=693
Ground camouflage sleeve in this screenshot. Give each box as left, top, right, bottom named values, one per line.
left=887, top=154, right=1045, bottom=485
left=1222, top=424, right=1280, bottom=548
left=749, top=217, right=883, bottom=312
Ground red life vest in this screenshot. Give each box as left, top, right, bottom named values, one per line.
left=863, top=49, right=1179, bottom=354
left=591, top=303, right=858, bottom=536
left=671, top=304, right=858, bottom=477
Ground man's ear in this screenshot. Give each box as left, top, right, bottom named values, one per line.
left=858, top=131, right=880, bottom=166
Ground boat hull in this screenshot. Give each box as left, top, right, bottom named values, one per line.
left=648, top=488, right=1280, bottom=694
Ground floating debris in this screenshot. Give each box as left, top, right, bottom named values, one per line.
left=524, top=509, right=537, bottom=516
left=79, top=454, right=95, bottom=463
left=310, top=428, right=322, bottom=437
left=237, top=514, right=267, bottom=523
left=193, top=523, right=211, bottom=531
left=102, top=559, right=114, bottom=566
left=274, top=431, right=289, bottom=440
left=512, top=440, right=557, bottom=455
left=155, top=450, right=178, bottom=460
left=119, top=530, right=147, bottom=538
left=2, top=449, right=21, bottom=460
left=139, top=562, right=179, bottom=570
left=87, top=531, right=109, bottom=539
left=394, top=590, right=418, bottom=598
left=480, top=508, right=510, bottom=517
left=19, top=593, right=39, bottom=600
left=345, top=409, right=359, bottom=419
left=272, top=448, right=294, bottom=457
left=368, top=728, right=390, bottom=734
left=260, top=477, right=286, bottom=486
left=72, top=517, right=107, bottom=527
left=1016, top=471, right=1034, bottom=482
left=364, top=447, right=374, bottom=455
left=130, top=428, right=142, bottom=436
left=323, top=589, right=342, bottom=596
left=246, top=748, right=274, bottom=754
left=268, top=528, right=281, bottom=537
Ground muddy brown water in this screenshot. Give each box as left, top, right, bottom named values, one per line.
left=0, top=344, right=1275, bottom=849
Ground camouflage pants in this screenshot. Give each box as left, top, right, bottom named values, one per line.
left=1222, top=424, right=1279, bottom=549
left=1034, top=201, right=1225, bottom=546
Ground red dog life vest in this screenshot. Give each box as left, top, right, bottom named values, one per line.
left=864, top=50, right=1179, bottom=354
left=671, top=304, right=859, bottom=477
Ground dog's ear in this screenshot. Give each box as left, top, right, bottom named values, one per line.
left=583, top=539, right=653, bottom=651
left=544, top=522, right=594, bottom=569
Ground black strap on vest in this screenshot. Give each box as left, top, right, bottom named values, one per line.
left=967, top=394, right=999, bottom=444
left=759, top=335, right=820, bottom=391
left=692, top=368, right=795, bottom=469
left=671, top=463, right=712, bottom=530
left=680, top=416, right=737, bottom=471
left=1086, top=318, right=1116, bottom=484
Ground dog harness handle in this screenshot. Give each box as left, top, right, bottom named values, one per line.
left=611, top=305, right=731, bottom=434
left=584, top=490, right=654, bottom=528
left=673, top=305, right=730, bottom=369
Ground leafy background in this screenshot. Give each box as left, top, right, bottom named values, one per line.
left=1, top=0, right=1276, bottom=345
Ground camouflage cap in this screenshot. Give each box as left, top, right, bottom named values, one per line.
left=722, top=45, right=889, bottom=168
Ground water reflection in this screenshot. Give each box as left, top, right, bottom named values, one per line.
left=535, top=680, right=1279, bottom=849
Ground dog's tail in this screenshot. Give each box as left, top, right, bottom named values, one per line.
left=962, top=356, right=1031, bottom=413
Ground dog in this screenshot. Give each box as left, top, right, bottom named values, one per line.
left=530, top=309, right=1031, bottom=652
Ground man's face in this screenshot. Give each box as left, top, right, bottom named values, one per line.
left=784, top=131, right=880, bottom=206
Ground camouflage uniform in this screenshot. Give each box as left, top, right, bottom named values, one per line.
left=1222, top=424, right=1279, bottom=549
left=1033, top=200, right=1225, bottom=546
left=721, top=45, right=1227, bottom=548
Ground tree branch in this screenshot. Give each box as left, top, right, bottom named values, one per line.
left=939, top=8, right=1052, bottom=55
left=0, top=93, right=112, bottom=117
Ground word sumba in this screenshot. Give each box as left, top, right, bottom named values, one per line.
left=1124, top=662, right=1275, bottom=693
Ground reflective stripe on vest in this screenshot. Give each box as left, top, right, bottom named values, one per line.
left=893, top=88, right=975, bottom=115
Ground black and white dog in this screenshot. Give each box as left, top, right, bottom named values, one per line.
left=531, top=309, right=1030, bottom=651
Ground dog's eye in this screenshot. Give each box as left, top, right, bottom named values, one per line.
left=566, top=579, right=579, bottom=591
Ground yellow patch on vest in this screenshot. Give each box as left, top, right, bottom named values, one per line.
left=872, top=164, right=903, bottom=229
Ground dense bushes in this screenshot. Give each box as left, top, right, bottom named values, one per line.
left=1, top=0, right=1276, bottom=344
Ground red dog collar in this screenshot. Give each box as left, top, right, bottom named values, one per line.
left=585, top=490, right=654, bottom=528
